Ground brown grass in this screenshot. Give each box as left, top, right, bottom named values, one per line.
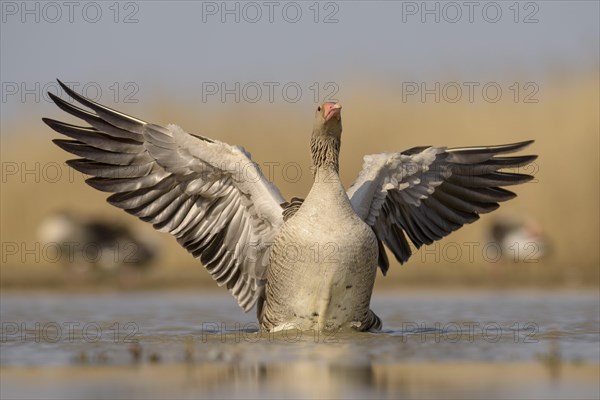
left=1, top=72, right=598, bottom=289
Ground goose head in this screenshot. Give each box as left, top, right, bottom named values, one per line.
left=313, top=102, right=342, bottom=139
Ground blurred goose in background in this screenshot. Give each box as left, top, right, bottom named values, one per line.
left=37, top=210, right=157, bottom=275
left=44, top=79, right=536, bottom=331
left=488, top=215, right=550, bottom=263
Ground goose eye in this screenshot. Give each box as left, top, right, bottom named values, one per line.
left=317, top=106, right=321, bottom=112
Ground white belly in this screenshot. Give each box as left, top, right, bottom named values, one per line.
left=263, top=196, right=378, bottom=331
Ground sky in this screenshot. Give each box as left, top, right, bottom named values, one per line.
left=1, top=0, right=599, bottom=128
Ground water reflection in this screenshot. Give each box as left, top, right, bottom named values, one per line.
left=1, top=291, right=598, bottom=399
left=2, top=358, right=598, bottom=399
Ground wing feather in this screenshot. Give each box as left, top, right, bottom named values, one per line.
left=44, top=79, right=285, bottom=311
left=349, top=141, right=536, bottom=267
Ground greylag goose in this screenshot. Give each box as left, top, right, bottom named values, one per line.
left=43, top=80, right=536, bottom=332
left=37, top=210, right=157, bottom=273
left=488, top=216, right=549, bottom=262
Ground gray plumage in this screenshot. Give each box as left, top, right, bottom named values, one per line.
left=44, top=80, right=536, bottom=331
left=45, top=80, right=285, bottom=312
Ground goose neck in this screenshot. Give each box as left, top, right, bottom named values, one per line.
left=310, top=134, right=340, bottom=181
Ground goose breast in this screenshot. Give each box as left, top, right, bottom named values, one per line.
left=262, top=180, right=378, bottom=331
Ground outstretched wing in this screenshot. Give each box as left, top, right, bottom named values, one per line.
left=347, top=141, right=536, bottom=273
left=43, top=80, right=286, bottom=311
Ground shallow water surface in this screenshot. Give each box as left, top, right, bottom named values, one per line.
left=1, top=290, right=598, bottom=399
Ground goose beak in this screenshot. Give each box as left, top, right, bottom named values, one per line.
left=324, top=103, right=342, bottom=122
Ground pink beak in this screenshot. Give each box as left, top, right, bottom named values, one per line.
left=324, top=103, right=342, bottom=122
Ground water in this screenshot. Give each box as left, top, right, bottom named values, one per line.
left=1, top=290, right=598, bottom=399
